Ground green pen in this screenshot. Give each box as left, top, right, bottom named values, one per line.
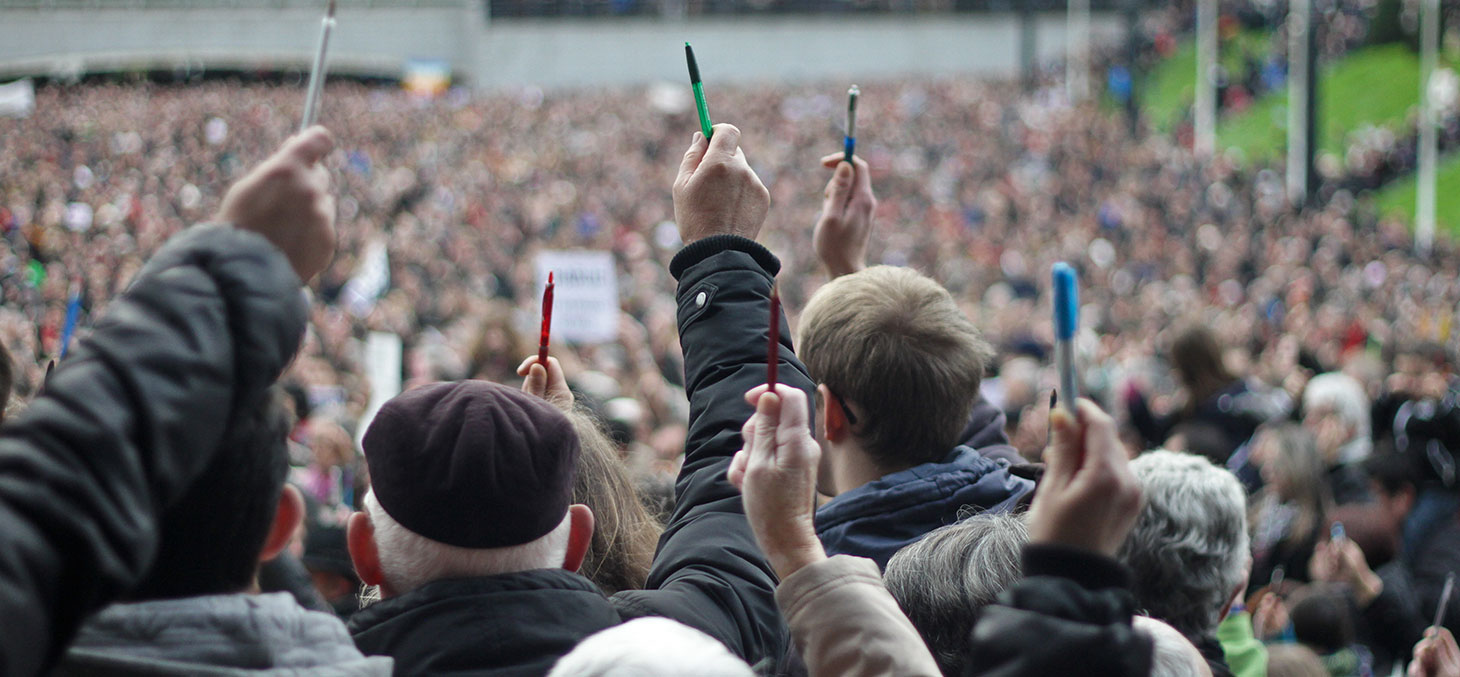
left=685, top=42, right=713, bottom=139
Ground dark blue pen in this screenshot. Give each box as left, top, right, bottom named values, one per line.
left=844, top=85, right=859, bottom=163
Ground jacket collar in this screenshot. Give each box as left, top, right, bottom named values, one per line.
left=64, top=592, right=388, bottom=674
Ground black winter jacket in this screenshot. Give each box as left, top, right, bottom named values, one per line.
left=965, top=545, right=1154, bottom=677
left=348, top=235, right=802, bottom=674
left=0, top=224, right=306, bottom=677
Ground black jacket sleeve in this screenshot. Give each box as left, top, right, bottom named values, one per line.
left=0, top=224, right=306, bottom=676
left=613, top=235, right=814, bottom=665
left=963, top=544, right=1154, bottom=677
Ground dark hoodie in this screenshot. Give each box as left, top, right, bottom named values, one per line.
left=815, top=396, right=1035, bottom=569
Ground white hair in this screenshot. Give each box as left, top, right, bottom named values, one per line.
left=884, top=512, right=1029, bottom=675
left=1119, top=450, right=1249, bottom=639
left=547, top=618, right=753, bottom=677
left=1134, top=616, right=1213, bottom=677
left=364, top=491, right=570, bottom=595
left=1302, top=372, right=1372, bottom=463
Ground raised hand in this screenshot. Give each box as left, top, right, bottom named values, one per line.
left=1410, top=627, right=1460, bottom=677
left=217, top=126, right=336, bottom=282
left=1028, top=399, right=1144, bottom=556
left=672, top=124, right=771, bottom=244
left=727, top=384, right=825, bottom=579
left=517, top=355, right=574, bottom=410
left=813, top=153, right=876, bottom=278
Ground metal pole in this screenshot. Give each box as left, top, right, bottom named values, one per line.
left=1286, top=0, right=1310, bottom=206
left=1021, top=2, right=1038, bottom=93
left=1066, top=0, right=1090, bottom=102
left=1417, top=0, right=1439, bottom=254
left=1194, top=0, right=1218, bottom=155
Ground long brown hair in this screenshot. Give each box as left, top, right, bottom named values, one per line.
left=1171, top=325, right=1235, bottom=413
left=565, top=407, right=662, bottom=595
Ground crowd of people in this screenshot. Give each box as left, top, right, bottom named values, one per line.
left=0, top=3, right=1459, bottom=673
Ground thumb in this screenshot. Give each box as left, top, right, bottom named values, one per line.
left=678, top=132, right=709, bottom=181
left=705, top=123, right=742, bottom=161
left=283, top=126, right=334, bottom=166
left=821, top=162, right=854, bottom=215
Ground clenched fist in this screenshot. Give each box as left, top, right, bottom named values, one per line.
left=672, top=124, right=770, bottom=245
left=217, top=126, right=337, bottom=283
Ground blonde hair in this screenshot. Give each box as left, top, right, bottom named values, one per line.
left=798, top=266, right=993, bottom=466
left=564, top=407, right=661, bottom=594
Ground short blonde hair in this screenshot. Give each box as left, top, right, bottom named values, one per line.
left=797, top=266, right=993, bottom=466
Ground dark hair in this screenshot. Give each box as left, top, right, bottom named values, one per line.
left=1363, top=451, right=1416, bottom=497
left=1288, top=585, right=1355, bottom=654
left=1171, top=325, right=1234, bottom=412
left=128, top=389, right=292, bottom=600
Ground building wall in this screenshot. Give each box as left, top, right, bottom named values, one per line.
left=0, top=3, right=1123, bottom=88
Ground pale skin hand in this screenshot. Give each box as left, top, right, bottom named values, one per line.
left=672, top=124, right=771, bottom=244
left=1028, top=400, right=1144, bottom=557
left=217, top=126, right=337, bottom=282
left=812, top=153, right=876, bottom=278
left=1410, top=627, right=1460, bottom=677
left=1309, top=538, right=1383, bottom=606
left=517, top=355, right=573, bottom=410
left=727, top=384, right=827, bottom=580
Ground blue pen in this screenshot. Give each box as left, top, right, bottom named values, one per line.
left=1053, top=263, right=1079, bottom=412
left=844, top=85, right=859, bottom=163
left=1331, top=521, right=1346, bottom=543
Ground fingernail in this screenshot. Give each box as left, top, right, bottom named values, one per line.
left=693, top=132, right=703, bottom=143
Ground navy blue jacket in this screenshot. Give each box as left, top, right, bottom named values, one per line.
left=815, top=401, right=1035, bottom=569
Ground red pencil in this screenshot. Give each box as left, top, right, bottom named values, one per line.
left=767, top=281, right=780, bottom=391
left=538, top=272, right=554, bottom=367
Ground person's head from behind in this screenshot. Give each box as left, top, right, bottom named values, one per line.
left=564, top=407, right=661, bottom=595
left=547, top=617, right=752, bottom=677
left=1264, top=643, right=1329, bottom=677
left=1253, top=422, right=1325, bottom=502
left=128, top=388, right=302, bottom=600
left=797, top=265, right=993, bottom=495
left=347, top=381, right=594, bottom=598
left=1287, top=584, right=1356, bottom=656
left=1362, top=451, right=1419, bottom=533
left=1134, top=616, right=1213, bottom=677
left=1301, top=372, right=1370, bottom=465
left=1169, top=325, right=1233, bottom=405
left=883, top=512, right=1028, bottom=675
left=1118, top=450, right=1249, bottom=640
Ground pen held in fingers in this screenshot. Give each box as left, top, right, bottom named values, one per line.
left=1052, top=263, right=1079, bottom=413
left=844, top=84, right=859, bottom=164
left=300, top=0, right=337, bottom=132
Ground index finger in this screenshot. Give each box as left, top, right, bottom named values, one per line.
left=282, top=126, right=335, bottom=166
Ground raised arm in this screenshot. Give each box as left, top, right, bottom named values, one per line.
left=0, top=128, right=332, bottom=676
left=613, top=124, right=810, bottom=664
left=731, top=384, right=941, bottom=677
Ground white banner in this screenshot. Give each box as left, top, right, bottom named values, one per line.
left=356, top=331, right=403, bottom=450
left=535, top=250, right=619, bottom=344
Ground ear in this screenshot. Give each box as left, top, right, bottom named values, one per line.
left=259, top=484, right=305, bottom=563
left=561, top=504, right=595, bottom=573
left=819, top=384, right=850, bottom=443
left=347, top=510, right=386, bottom=588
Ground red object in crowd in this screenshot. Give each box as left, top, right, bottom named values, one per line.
left=767, top=282, right=780, bottom=391
left=538, top=272, right=554, bottom=368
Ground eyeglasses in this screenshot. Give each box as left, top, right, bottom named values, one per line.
left=827, top=389, right=859, bottom=426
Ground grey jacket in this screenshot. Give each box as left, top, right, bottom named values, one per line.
left=53, top=593, right=392, bottom=676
